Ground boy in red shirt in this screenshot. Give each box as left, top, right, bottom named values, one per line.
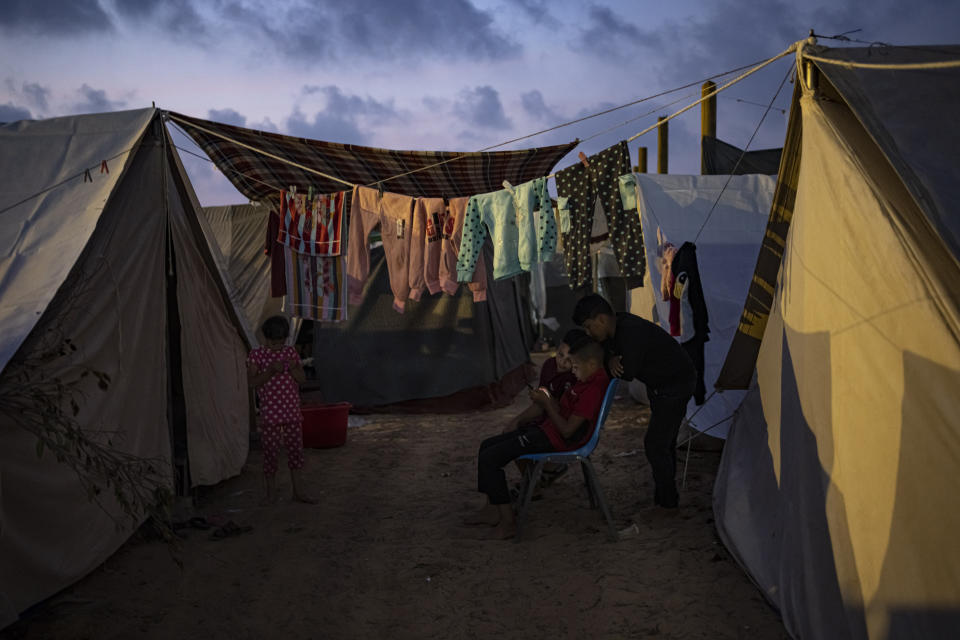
left=466, top=339, right=610, bottom=540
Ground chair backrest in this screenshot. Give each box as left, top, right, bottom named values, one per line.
left=573, top=379, right=619, bottom=456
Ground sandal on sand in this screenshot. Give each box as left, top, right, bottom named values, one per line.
left=210, top=521, right=253, bottom=540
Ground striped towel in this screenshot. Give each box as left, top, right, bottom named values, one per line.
left=282, top=247, right=349, bottom=323
left=278, top=189, right=344, bottom=256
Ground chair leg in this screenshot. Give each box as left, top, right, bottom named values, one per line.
left=515, top=461, right=544, bottom=541
left=582, top=460, right=617, bottom=542
left=682, top=432, right=693, bottom=489
left=580, top=460, right=597, bottom=509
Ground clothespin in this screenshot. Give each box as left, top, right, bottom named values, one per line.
left=578, top=152, right=590, bottom=168
left=83, top=168, right=93, bottom=183
left=308, top=186, right=314, bottom=202
left=100, top=159, right=109, bottom=174
left=501, top=180, right=514, bottom=193
left=376, top=182, right=384, bottom=200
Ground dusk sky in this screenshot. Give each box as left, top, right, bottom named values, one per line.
left=3, top=0, right=959, bottom=205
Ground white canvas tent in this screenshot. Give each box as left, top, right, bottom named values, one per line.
left=0, top=108, right=251, bottom=626
left=625, top=172, right=776, bottom=439
left=713, top=44, right=960, bottom=639
left=201, top=203, right=285, bottom=343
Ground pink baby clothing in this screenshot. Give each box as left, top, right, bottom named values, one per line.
left=410, top=197, right=445, bottom=300
left=440, top=197, right=487, bottom=302
left=347, top=186, right=416, bottom=313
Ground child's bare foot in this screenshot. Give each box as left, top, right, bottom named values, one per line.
left=259, top=492, right=278, bottom=506
left=488, top=521, right=517, bottom=540
left=293, top=492, right=317, bottom=504
left=463, top=505, right=500, bottom=526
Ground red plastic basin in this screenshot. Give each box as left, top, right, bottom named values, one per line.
left=301, top=402, right=351, bottom=448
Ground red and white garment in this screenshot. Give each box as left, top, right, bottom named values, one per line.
left=276, top=189, right=349, bottom=322
left=656, top=228, right=681, bottom=337
left=279, top=189, right=345, bottom=256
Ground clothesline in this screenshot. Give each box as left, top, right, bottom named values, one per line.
left=166, top=113, right=356, bottom=188
left=169, top=134, right=287, bottom=197
left=624, top=43, right=798, bottom=143
left=691, top=66, right=793, bottom=244
left=578, top=89, right=701, bottom=144
left=169, top=91, right=697, bottom=206
left=165, top=50, right=793, bottom=194
left=371, top=56, right=778, bottom=187
left=544, top=43, right=798, bottom=180
left=0, top=146, right=136, bottom=217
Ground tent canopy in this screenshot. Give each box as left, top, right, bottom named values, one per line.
left=713, top=43, right=960, bottom=640
left=0, top=109, right=154, bottom=375
left=1, top=108, right=250, bottom=626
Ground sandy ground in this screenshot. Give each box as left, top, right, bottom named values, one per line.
left=4, top=389, right=787, bottom=640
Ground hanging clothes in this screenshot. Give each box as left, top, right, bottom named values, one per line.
left=279, top=189, right=345, bottom=256
left=265, top=208, right=287, bottom=297
left=282, top=248, right=349, bottom=323
left=275, top=189, right=349, bottom=322
left=456, top=188, right=520, bottom=282
left=554, top=141, right=644, bottom=289
left=411, top=197, right=446, bottom=299
left=440, top=196, right=487, bottom=302
left=347, top=185, right=415, bottom=314
left=513, top=177, right=557, bottom=270
left=456, top=176, right=556, bottom=283
left=671, top=242, right=709, bottom=405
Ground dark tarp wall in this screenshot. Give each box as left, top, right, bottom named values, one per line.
left=702, top=135, right=782, bottom=176
left=309, top=243, right=535, bottom=410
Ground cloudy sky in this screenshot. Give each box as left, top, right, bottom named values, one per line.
left=2, top=0, right=959, bottom=205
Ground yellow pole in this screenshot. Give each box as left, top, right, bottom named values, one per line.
left=657, top=116, right=668, bottom=174
left=701, top=81, right=717, bottom=174
left=637, top=147, right=647, bottom=173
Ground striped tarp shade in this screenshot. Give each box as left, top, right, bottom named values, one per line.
left=168, top=111, right=577, bottom=201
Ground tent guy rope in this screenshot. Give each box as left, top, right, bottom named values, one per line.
left=371, top=54, right=787, bottom=187
left=692, top=66, right=793, bottom=244
left=625, top=43, right=798, bottom=143
left=164, top=113, right=356, bottom=188
left=802, top=52, right=960, bottom=70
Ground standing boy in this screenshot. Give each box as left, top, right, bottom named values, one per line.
left=573, top=294, right=695, bottom=510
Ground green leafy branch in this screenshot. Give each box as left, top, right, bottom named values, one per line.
left=0, top=328, right=177, bottom=547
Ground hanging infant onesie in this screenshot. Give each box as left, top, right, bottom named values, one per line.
left=347, top=185, right=415, bottom=314
left=456, top=176, right=557, bottom=283
left=409, top=197, right=446, bottom=300
left=554, top=141, right=644, bottom=288
left=440, top=196, right=487, bottom=302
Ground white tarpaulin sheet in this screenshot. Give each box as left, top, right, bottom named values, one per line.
left=626, top=173, right=775, bottom=438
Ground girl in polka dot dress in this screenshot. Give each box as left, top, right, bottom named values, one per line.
left=247, top=316, right=315, bottom=504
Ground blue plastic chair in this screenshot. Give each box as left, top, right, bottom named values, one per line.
left=515, top=379, right=619, bottom=541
